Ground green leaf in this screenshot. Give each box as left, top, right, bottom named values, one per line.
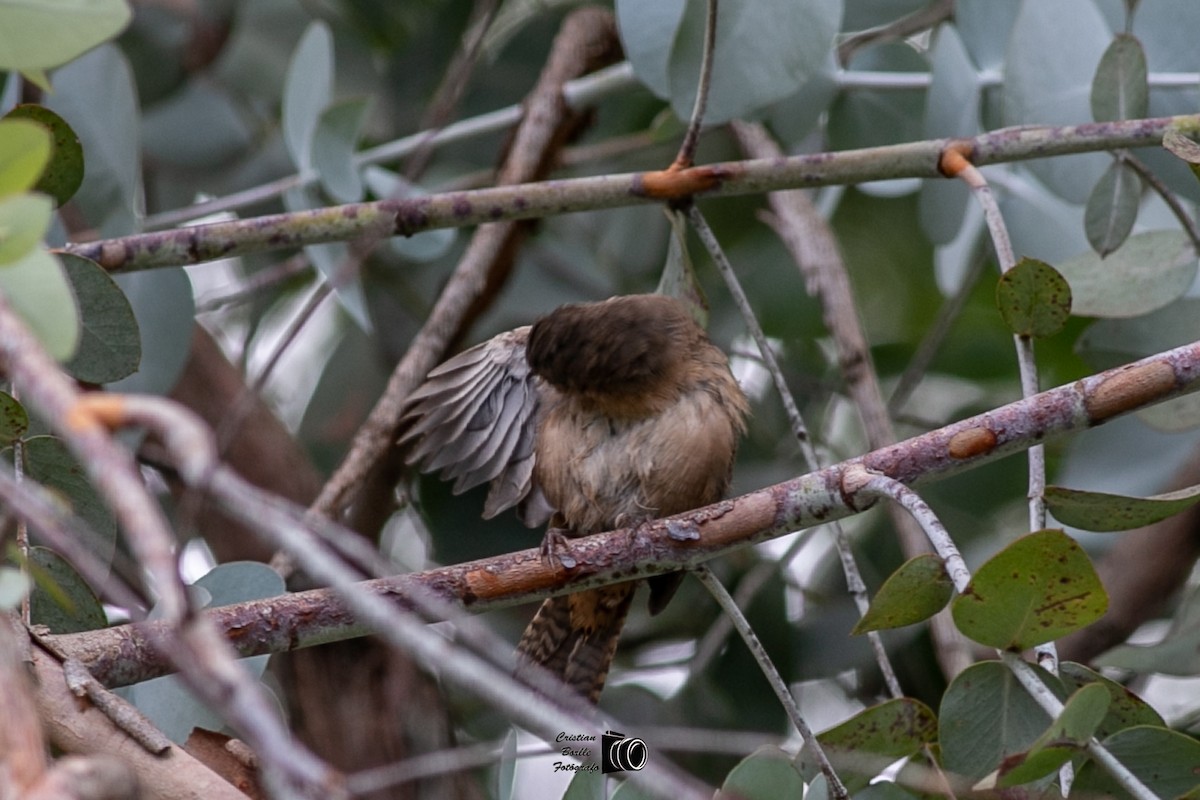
left=0, top=566, right=32, bottom=610
left=995, top=258, right=1072, bottom=338
left=23, top=437, right=117, bottom=565
left=1090, top=33, right=1149, bottom=122
left=59, top=254, right=141, bottom=385
left=1162, top=127, right=1200, bottom=183
left=1045, top=484, right=1200, bottom=532
left=993, top=683, right=1109, bottom=788
left=0, top=192, right=52, bottom=265
left=107, top=268, right=194, bottom=396
left=27, top=546, right=106, bottom=633
left=1057, top=230, right=1196, bottom=318
left=1059, top=662, right=1165, bottom=735
left=0, top=0, right=131, bottom=71
left=125, top=562, right=285, bottom=744
left=282, top=20, right=334, bottom=172
left=656, top=208, right=707, bottom=328
left=283, top=185, right=370, bottom=330
left=617, top=0, right=841, bottom=125
left=1094, top=582, right=1200, bottom=676
left=0, top=390, right=29, bottom=444
left=797, top=698, right=937, bottom=791
left=0, top=247, right=81, bottom=361
left=3, top=105, right=86, bottom=206
left=193, top=561, right=285, bottom=608
left=1003, top=0, right=1111, bottom=203
left=721, top=746, right=806, bottom=799
left=312, top=97, right=371, bottom=204
left=940, top=661, right=1064, bottom=782
left=853, top=554, right=953, bottom=634
left=919, top=24, right=978, bottom=245
left=1075, top=726, right=1200, bottom=799
left=44, top=45, right=141, bottom=238
left=561, top=769, right=604, bottom=800
left=1084, top=160, right=1141, bottom=257
left=951, top=529, right=1108, bottom=650
left=0, top=118, right=51, bottom=196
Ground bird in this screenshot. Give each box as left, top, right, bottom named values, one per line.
left=399, top=293, right=748, bottom=703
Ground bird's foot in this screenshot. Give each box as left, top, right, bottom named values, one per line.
left=540, top=527, right=578, bottom=570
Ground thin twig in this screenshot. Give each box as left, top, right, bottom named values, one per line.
left=688, top=180, right=907, bottom=697
left=692, top=566, right=848, bottom=800
left=1122, top=150, right=1200, bottom=250
left=673, top=0, right=718, bottom=169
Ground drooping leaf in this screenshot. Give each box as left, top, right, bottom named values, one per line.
left=283, top=184, right=370, bottom=330
left=993, top=683, right=1109, bottom=788
left=797, top=698, right=937, bottom=792
left=1003, top=0, right=1111, bottom=203
left=1090, top=33, right=1149, bottom=122
left=44, top=45, right=141, bottom=237
left=23, top=437, right=117, bottom=565
left=1162, top=127, right=1200, bottom=183
left=60, top=253, right=141, bottom=384
left=124, top=562, right=286, bottom=744
left=617, top=0, right=842, bottom=125
left=282, top=20, right=334, bottom=172
left=1059, top=662, right=1165, bottom=735
left=721, top=746, right=806, bottom=799
left=852, top=554, right=954, bottom=634
left=2, top=104, right=85, bottom=206
left=919, top=27, right=977, bottom=245
left=656, top=208, right=706, bottom=327
left=1045, top=483, right=1200, bottom=532
left=0, top=390, right=28, bottom=444
left=1084, top=160, right=1141, bottom=257
left=0, top=247, right=80, bottom=361
left=0, top=567, right=32, bottom=610
left=951, top=529, right=1107, bottom=650
left=0, top=0, right=131, bottom=72
left=1095, top=582, right=1200, bottom=676
left=995, top=257, right=1072, bottom=338
left=1075, top=726, right=1200, bottom=799
left=27, top=546, right=106, bottom=634
left=940, top=661, right=1064, bottom=782
left=0, top=118, right=51, bottom=196
left=107, top=267, right=194, bottom=396
left=312, top=97, right=372, bottom=204
left=1057, top=230, right=1196, bottom=318
left=0, top=192, right=52, bottom=265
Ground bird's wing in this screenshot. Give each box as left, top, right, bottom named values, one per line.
left=398, top=326, right=551, bottom=526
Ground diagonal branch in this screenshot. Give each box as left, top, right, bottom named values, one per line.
left=44, top=339, right=1200, bottom=688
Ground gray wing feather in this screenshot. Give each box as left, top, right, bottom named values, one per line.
left=399, top=326, right=549, bottom=525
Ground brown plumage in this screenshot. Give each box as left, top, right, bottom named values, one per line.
left=399, top=294, right=748, bottom=703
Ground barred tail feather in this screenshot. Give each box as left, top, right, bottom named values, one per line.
left=516, top=586, right=634, bottom=704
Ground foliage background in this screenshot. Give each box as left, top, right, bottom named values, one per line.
left=3, top=0, right=1200, bottom=797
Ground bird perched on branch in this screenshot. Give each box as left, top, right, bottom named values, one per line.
left=399, top=293, right=748, bottom=703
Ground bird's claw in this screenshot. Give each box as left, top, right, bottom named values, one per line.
left=540, top=527, right=577, bottom=569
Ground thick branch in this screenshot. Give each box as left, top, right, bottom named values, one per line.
left=65, top=116, right=1197, bottom=273
left=47, top=340, right=1200, bottom=688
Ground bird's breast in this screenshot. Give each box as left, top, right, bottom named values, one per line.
left=534, top=376, right=742, bottom=535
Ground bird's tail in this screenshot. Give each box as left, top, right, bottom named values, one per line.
left=515, top=584, right=635, bottom=704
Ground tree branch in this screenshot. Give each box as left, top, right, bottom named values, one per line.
left=64, top=115, right=1198, bottom=273
left=44, top=339, right=1200, bottom=688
